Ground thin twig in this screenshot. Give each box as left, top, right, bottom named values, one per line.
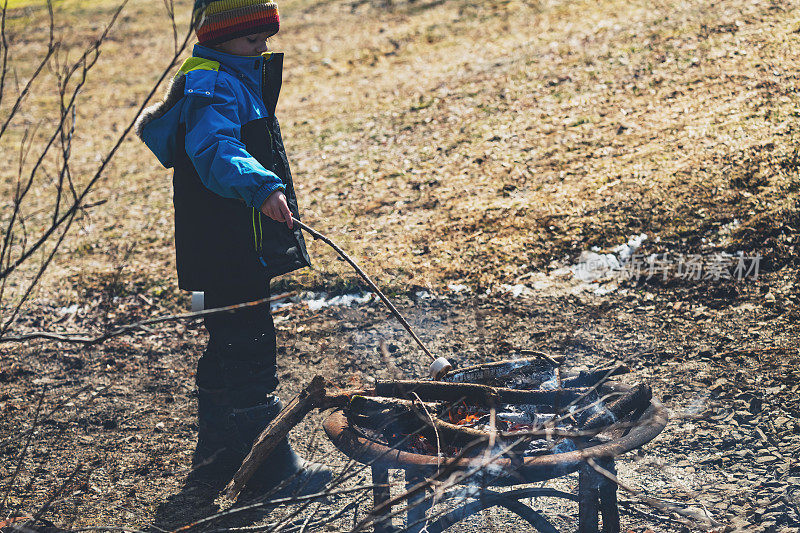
left=0, top=389, right=46, bottom=509
left=586, top=457, right=725, bottom=530
left=294, top=217, right=436, bottom=362
left=0, top=0, right=122, bottom=287
left=28, top=462, right=83, bottom=524
left=1, top=208, right=79, bottom=337
left=297, top=501, right=321, bottom=533
left=0, top=384, right=110, bottom=448
left=169, top=484, right=381, bottom=533
left=0, top=0, right=57, bottom=140
left=0, top=291, right=296, bottom=344
left=163, top=0, right=178, bottom=55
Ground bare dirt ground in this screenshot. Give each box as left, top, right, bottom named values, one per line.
left=2, top=269, right=799, bottom=531
left=1, top=0, right=800, bottom=530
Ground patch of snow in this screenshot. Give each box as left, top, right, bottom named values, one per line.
left=447, top=284, right=470, bottom=293
left=528, top=272, right=558, bottom=291
left=302, top=292, right=374, bottom=311
left=269, top=301, right=293, bottom=311
left=59, top=304, right=79, bottom=315
left=571, top=251, right=621, bottom=283
left=614, top=233, right=648, bottom=261
left=415, top=290, right=434, bottom=300
left=499, top=284, right=535, bottom=298
left=550, top=233, right=648, bottom=294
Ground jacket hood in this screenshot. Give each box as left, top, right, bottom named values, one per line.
left=134, top=72, right=189, bottom=168
left=135, top=44, right=278, bottom=169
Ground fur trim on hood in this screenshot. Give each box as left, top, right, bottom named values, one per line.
left=134, top=73, right=186, bottom=141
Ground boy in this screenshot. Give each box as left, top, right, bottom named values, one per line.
left=135, top=0, right=331, bottom=491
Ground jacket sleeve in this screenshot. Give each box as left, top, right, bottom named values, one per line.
left=183, top=76, right=284, bottom=210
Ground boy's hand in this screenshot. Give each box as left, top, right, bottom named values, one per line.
left=260, top=190, right=293, bottom=229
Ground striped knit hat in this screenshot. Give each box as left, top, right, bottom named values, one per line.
left=193, top=0, right=279, bottom=46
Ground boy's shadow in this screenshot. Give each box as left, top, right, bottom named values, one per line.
left=149, top=471, right=219, bottom=532
left=149, top=463, right=275, bottom=532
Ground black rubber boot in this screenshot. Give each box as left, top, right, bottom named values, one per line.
left=230, top=398, right=333, bottom=496
left=192, top=392, right=332, bottom=495
left=191, top=338, right=275, bottom=484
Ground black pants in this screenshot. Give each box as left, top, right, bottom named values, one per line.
left=195, top=275, right=278, bottom=408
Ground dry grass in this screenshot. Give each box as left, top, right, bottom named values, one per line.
left=1, top=0, right=798, bottom=310
left=1, top=1, right=799, bottom=527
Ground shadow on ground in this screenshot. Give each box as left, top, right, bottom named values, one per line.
left=150, top=469, right=274, bottom=532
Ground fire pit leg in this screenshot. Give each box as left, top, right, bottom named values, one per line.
left=371, top=465, right=393, bottom=533
left=597, top=460, right=620, bottom=533
left=405, top=468, right=430, bottom=533
left=578, top=460, right=620, bottom=533
left=578, top=464, right=600, bottom=533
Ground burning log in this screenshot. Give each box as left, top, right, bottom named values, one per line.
left=581, top=384, right=652, bottom=431
left=375, top=380, right=499, bottom=405
left=496, top=387, right=596, bottom=408
left=441, top=355, right=564, bottom=386
left=348, top=395, right=443, bottom=438
left=427, top=417, right=595, bottom=453
left=348, top=395, right=488, bottom=449
left=375, top=379, right=594, bottom=411
left=427, top=417, right=501, bottom=447
left=349, top=395, right=442, bottom=418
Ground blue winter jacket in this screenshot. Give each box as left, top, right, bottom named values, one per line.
left=135, top=44, right=311, bottom=290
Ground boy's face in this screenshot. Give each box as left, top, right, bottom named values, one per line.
left=214, top=32, right=271, bottom=56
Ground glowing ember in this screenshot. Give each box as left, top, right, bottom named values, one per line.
left=447, top=403, right=488, bottom=426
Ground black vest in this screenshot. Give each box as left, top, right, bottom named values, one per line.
left=171, top=53, right=311, bottom=291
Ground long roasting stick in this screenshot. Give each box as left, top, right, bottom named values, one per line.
left=292, top=216, right=436, bottom=362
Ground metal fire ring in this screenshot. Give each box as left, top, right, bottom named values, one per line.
left=322, top=397, right=668, bottom=485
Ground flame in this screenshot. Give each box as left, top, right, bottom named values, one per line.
left=446, top=403, right=487, bottom=426
left=459, top=413, right=481, bottom=425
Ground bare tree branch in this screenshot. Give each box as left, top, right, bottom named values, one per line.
left=0, top=0, right=9, bottom=107
left=0, top=207, right=79, bottom=336
left=0, top=0, right=57, bottom=141
left=0, top=16, right=190, bottom=284
left=171, top=484, right=382, bottom=533
left=162, top=0, right=178, bottom=55
left=28, top=462, right=84, bottom=526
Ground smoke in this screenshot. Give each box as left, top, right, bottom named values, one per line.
left=683, top=391, right=711, bottom=417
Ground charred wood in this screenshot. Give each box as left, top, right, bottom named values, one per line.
left=581, top=384, right=652, bottom=430
left=375, top=379, right=594, bottom=409
left=561, top=365, right=630, bottom=389
left=348, top=395, right=442, bottom=438
left=442, top=355, right=563, bottom=386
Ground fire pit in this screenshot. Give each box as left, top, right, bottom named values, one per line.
left=323, top=355, right=668, bottom=532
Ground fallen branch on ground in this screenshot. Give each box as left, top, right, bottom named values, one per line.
left=0, top=291, right=296, bottom=345
left=221, top=375, right=371, bottom=504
